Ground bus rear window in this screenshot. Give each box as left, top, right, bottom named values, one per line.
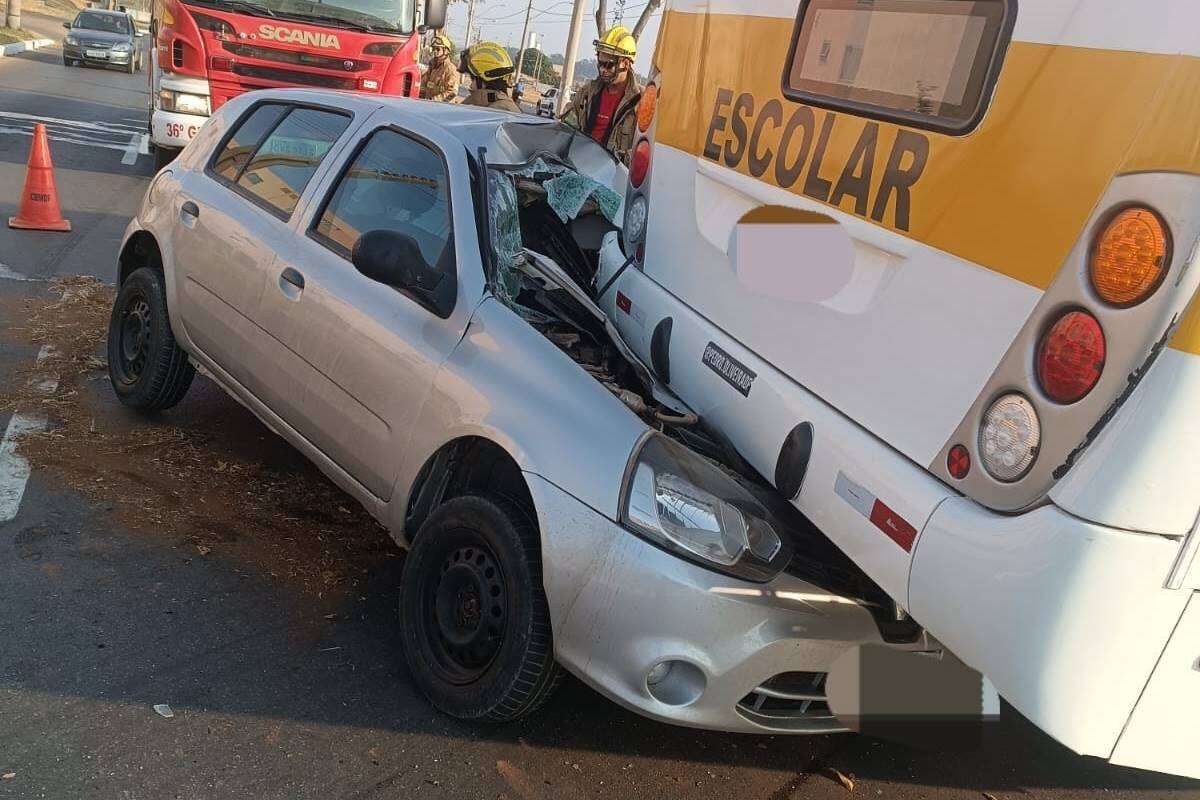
left=782, top=0, right=1014, bottom=135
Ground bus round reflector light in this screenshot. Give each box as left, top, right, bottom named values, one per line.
left=630, top=140, right=651, bottom=188
left=1090, top=207, right=1169, bottom=306
left=947, top=445, right=971, bottom=480
left=1037, top=310, right=1106, bottom=403
left=637, top=83, right=658, bottom=133
left=979, top=394, right=1040, bottom=483
left=626, top=194, right=648, bottom=242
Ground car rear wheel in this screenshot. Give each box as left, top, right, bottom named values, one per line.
left=399, top=495, right=563, bottom=722
left=107, top=265, right=195, bottom=412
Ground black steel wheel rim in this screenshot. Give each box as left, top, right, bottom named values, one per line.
left=421, top=533, right=508, bottom=685
left=116, top=293, right=151, bottom=385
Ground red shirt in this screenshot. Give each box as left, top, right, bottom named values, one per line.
left=590, top=86, right=624, bottom=145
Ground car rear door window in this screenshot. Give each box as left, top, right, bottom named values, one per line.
left=211, top=103, right=289, bottom=182
left=312, top=128, right=453, bottom=270
left=235, top=107, right=351, bottom=219
left=782, top=0, right=1014, bottom=134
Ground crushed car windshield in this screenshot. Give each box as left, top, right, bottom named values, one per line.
left=185, top=0, right=414, bottom=33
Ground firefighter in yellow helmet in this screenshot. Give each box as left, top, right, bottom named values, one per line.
left=561, top=26, right=642, bottom=163
left=420, top=32, right=459, bottom=103
left=458, top=42, right=522, bottom=113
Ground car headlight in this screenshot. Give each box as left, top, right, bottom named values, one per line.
left=111, top=42, right=133, bottom=52
left=621, top=434, right=791, bottom=582
left=159, top=89, right=210, bottom=116
left=65, top=34, right=78, bottom=45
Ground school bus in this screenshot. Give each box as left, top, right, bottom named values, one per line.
left=597, top=0, right=1200, bottom=777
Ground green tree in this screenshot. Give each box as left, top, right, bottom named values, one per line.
left=519, top=48, right=556, bottom=84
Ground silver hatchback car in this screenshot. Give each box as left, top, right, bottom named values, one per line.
left=107, top=88, right=918, bottom=732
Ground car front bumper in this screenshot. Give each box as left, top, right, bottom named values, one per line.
left=526, top=473, right=903, bottom=734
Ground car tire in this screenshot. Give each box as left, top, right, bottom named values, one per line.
left=107, top=265, right=195, bottom=412
left=63, top=56, right=74, bottom=67
left=399, top=495, right=564, bottom=723
left=124, top=60, right=135, bottom=74
left=153, top=145, right=178, bottom=171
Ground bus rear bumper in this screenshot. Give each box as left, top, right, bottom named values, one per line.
left=910, top=497, right=1194, bottom=768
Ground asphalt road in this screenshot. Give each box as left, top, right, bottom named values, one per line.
left=0, top=26, right=1199, bottom=800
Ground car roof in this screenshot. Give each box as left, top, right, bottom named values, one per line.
left=244, top=88, right=610, bottom=169
left=78, top=8, right=129, bottom=16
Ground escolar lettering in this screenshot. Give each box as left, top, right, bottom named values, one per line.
left=703, top=88, right=930, bottom=232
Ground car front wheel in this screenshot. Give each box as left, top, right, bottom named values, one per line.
left=399, top=495, right=563, bottom=722
left=107, top=265, right=195, bottom=412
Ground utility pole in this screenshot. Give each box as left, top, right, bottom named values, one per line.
left=463, top=0, right=477, bottom=49
left=557, top=0, right=587, bottom=115
left=5, top=0, right=22, bottom=32
left=631, top=0, right=661, bottom=39
left=514, top=0, right=533, bottom=88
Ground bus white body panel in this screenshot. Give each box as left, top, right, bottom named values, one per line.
left=619, top=0, right=1200, bottom=778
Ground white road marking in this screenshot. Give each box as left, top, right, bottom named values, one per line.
left=0, top=346, right=59, bottom=524
left=0, top=123, right=135, bottom=153
left=121, top=132, right=143, bottom=164
left=0, top=110, right=144, bottom=135
left=0, top=264, right=43, bottom=282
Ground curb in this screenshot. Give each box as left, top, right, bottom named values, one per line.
left=0, top=38, right=54, bottom=57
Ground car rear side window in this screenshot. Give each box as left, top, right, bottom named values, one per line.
left=235, top=108, right=351, bottom=219
left=211, top=103, right=289, bottom=183
left=782, top=0, right=1014, bottom=134
left=312, top=128, right=453, bottom=270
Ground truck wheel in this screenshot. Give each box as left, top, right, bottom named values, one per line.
left=399, top=495, right=563, bottom=722
left=107, top=265, right=195, bottom=412
left=153, top=145, right=177, bottom=171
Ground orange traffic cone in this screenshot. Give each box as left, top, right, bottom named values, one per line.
left=8, top=123, right=71, bottom=232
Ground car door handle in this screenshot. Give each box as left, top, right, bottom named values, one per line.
left=181, top=200, right=200, bottom=219
left=280, top=267, right=305, bottom=289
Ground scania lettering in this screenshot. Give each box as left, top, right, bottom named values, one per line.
left=147, top=0, right=448, bottom=168
left=603, top=0, right=1200, bottom=779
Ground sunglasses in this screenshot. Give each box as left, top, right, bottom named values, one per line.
left=597, top=59, right=621, bottom=70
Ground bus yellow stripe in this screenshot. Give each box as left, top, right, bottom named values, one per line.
left=651, top=9, right=1200, bottom=354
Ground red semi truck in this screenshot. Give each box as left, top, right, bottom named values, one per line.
left=147, top=0, right=447, bottom=167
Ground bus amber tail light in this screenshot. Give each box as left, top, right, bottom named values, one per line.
left=637, top=83, right=658, bottom=133
left=630, top=140, right=651, bottom=188
left=1090, top=207, right=1170, bottom=306
left=1036, top=310, right=1106, bottom=404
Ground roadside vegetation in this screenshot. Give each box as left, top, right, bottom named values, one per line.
left=0, top=26, right=38, bottom=44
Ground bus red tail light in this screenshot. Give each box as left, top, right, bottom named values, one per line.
left=630, top=140, right=651, bottom=188
left=1036, top=310, right=1106, bottom=404
left=1090, top=207, right=1170, bottom=307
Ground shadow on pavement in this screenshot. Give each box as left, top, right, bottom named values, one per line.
left=0, top=372, right=1196, bottom=797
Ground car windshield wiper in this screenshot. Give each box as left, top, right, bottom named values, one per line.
left=276, top=12, right=387, bottom=32
left=212, top=0, right=277, bottom=17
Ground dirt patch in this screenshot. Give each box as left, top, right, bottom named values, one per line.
left=1, top=277, right=402, bottom=607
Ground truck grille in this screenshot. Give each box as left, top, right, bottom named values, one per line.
left=736, top=672, right=847, bottom=733
left=230, top=63, right=358, bottom=90
left=222, top=42, right=367, bottom=72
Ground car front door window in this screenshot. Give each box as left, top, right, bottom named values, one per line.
left=312, top=127, right=453, bottom=277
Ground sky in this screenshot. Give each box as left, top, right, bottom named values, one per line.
left=438, top=0, right=663, bottom=73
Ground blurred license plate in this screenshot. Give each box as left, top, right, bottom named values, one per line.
left=86, top=49, right=108, bottom=58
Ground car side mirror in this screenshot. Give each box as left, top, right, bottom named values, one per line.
left=62, top=21, right=71, bottom=29
left=423, top=0, right=448, bottom=31
left=352, top=229, right=456, bottom=318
